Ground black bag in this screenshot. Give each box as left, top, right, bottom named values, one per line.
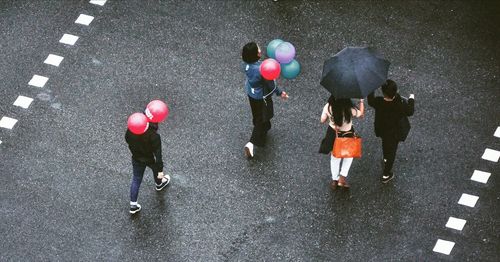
left=319, top=126, right=335, bottom=154
left=396, top=97, right=411, bottom=141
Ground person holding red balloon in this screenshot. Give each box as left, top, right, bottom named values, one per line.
left=125, top=100, right=170, bottom=214
left=241, top=42, right=289, bottom=158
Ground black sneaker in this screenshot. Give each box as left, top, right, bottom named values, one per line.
left=382, top=172, right=394, bottom=184
left=156, top=175, right=171, bottom=191
left=130, top=204, right=141, bottom=214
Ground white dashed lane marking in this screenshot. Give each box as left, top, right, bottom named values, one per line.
left=481, top=148, right=500, bottom=163
left=90, top=0, right=107, bottom=6
left=470, top=170, right=491, bottom=184
left=433, top=239, right=455, bottom=255
left=458, top=193, right=479, bottom=208
left=494, top=126, right=500, bottom=138
left=445, top=217, right=467, bottom=231
left=13, top=96, right=34, bottom=109
left=75, top=14, right=94, bottom=26
left=59, top=34, right=79, bottom=46
left=0, top=117, right=18, bottom=129
left=44, top=54, right=64, bottom=67
left=28, top=75, right=49, bottom=88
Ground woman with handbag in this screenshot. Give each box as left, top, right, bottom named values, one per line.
left=321, top=97, right=364, bottom=189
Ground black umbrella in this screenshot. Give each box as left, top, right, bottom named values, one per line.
left=320, top=47, right=390, bottom=98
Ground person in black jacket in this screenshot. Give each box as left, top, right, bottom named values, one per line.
left=368, top=79, right=414, bottom=183
left=125, top=121, right=170, bottom=214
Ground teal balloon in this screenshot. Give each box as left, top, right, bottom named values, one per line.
left=266, top=39, right=284, bottom=59
left=281, top=59, right=301, bottom=79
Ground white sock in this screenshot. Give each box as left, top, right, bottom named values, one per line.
left=130, top=201, right=138, bottom=206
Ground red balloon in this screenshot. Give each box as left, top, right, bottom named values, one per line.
left=260, top=59, right=281, bottom=80
left=127, top=113, right=149, bottom=135
left=145, top=100, right=169, bottom=123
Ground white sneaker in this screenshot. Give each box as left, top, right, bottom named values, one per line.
left=130, top=203, right=141, bottom=214
left=156, top=175, right=171, bottom=191
left=244, top=142, right=254, bottom=159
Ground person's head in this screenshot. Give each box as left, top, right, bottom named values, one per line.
left=242, top=42, right=261, bottom=64
left=381, top=79, right=398, bottom=99
left=327, top=95, right=336, bottom=107
left=332, top=98, right=355, bottom=126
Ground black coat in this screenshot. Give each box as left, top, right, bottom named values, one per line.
left=125, top=124, right=163, bottom=172
left=368, top=92, right=414, bottom=141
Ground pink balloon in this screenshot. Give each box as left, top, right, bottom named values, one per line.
left=260, top=59, right=281, bottom=80
left=127, top=113, right=149, bottom=135
left=145, top=100, right=169, bottom=123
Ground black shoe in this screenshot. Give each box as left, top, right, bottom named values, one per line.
left=382, top=172, right=394, bottom=183
left=130, top=204, right=141, bottom=214
left=156, top=175, right=171, bottom=191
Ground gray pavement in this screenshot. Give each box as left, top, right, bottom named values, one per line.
left=0, top=0, right=499, bottom=261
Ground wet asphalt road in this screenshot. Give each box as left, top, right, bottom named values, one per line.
left=0, top=0, right=499, bottom=261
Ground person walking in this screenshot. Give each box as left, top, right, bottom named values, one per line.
left=367, top=79, right=414, bottom=183
left=125, top=114, right=170, bottom=214
left=241, top=42, right=288, bottom=158
left=320, top=96, right=364, bottom=189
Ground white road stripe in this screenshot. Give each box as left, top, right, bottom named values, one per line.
left=494, top=126, right=500, bottom=138
left=28, top=75, right=49, bottom=88
left=471, top=170, right=491, bottom=184
left=433, top=239, right=455, bottom=255
left=59, top=34, right=79, bottom=46
left=458, top=193, right=479, bottom=207
left=13, top=96, right=34, bottom=109
left=0, top=117, right=18, bottom=129
left=445, top=217, right=466, bottom=231
left=44, top=54, right=64, bottom=67
left=75, top=14, right=94, bottom=25
left=481, top=148, right=500, bottom=162
left=90, top=0, right=107, bottom=6
left=0, top=140, right=2, bottom=145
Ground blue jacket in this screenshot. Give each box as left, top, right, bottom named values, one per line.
left=243, top=61, right=282, bottom=100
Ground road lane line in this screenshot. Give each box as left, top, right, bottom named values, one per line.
left=59, top=34, right=79, bottom=46
left=44, top=54, right=64, bottom=67
left=471, top=170, right=491, bottom=184
left=13, top=96, right=34, bottom=109
left=0, top=117, right=18, bottom=129
left=75, top=14, right=94, bottom=26
left=90, top=0, right=107, bottom=6
left=458, top=193, right=479, bottom=207
left=28, top=75, right=49, bottom=88
left=494, top=127, right=500, bottom=138
left=433, top=239, right=455, bottom=255
left=481, top=148, right=500, bottom=162
left=445, top=217, right=467, bottom=231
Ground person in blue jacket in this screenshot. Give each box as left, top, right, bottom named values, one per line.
left=241, top=42, right=288, bottom=158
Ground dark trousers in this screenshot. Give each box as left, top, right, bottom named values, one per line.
left=381, top=136, right=399, bottom=174
left=130, top=159, right=162, bottom=202
left=248, top=96, right=273, bottom=147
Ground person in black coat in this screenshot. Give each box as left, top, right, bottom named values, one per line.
left=368, top=79, right=414, bottom=183
left=125, top=121, right=170, bottom=214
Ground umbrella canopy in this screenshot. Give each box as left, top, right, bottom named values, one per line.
left=320, top=47, right=390, bottom=98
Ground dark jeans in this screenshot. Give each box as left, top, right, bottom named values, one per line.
left=130, top=158, right=162, bottom=202
left=381, top=136, right=399, bottom=174
left=248, top=96, right=273, bottom=147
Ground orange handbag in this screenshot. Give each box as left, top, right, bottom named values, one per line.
left=332, top=130, right=362, bottom=158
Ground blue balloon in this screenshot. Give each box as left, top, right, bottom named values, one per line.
left=266, top=39, right=284, bottom=59
left=281, top=59, right=301, bottom=79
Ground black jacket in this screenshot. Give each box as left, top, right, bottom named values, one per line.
left=125, top=125, right=163, bottom=172
left=368, top=92, right=414, bottom=139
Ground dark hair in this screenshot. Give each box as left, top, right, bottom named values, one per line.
left=332, top=98, right=355, bottom=126
left=381, top=79, right=398, bottom=99
left=242, top=42, right=260, bottom=63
